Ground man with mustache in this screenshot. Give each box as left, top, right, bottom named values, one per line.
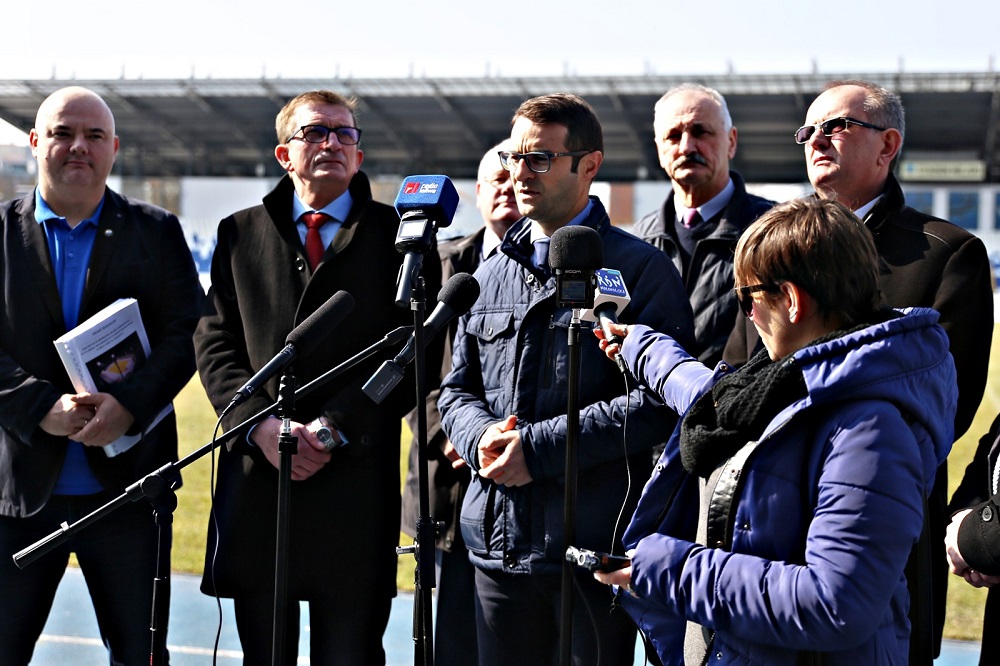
left=723, top=80, right=994, bottom=665
left=194, top=90, right=441, bottom=664
left=0, top=86, right=203, bottom=663
left=631, top=84, right=773, bottom=367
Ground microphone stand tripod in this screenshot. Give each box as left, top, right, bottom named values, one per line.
left=12, top=325, right=412, bottom=666
left=394, top=277, right=436, bottom=666
left=558, top=309, right=584, bottom=666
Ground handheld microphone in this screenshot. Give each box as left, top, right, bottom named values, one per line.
left=581, top=269, right=631, bottom=372
left=549, top=225, right=603, bottom=310
left=393, top=176, right=460, bottom=307
left=225, top=291, right=355, bottom=412
left=363, top=272, right=480, bottom=404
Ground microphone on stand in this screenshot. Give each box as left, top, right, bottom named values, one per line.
left=393, top=175, right=460, bottom=307
left=224, top=291, right=355, bottom=414
left=363, top=272, right=480, bottom=404
left=548, top=225, right=603, bottom=310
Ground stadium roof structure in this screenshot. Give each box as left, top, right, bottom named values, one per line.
left=1, top=71, right=998, bottom=183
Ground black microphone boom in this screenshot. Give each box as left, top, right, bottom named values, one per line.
left=225, top=291, right=355, bottom=412
left=363, top=273, right=480, bottom=404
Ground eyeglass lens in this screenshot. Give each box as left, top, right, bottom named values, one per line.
left=795, top=117, right=850, bottom=144
left=300, top=125, right=361, bottom=145
left=500, top=151, right=553, bottom=173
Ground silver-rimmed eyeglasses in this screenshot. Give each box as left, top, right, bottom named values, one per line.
left=794, top=117, right=886, bottom=144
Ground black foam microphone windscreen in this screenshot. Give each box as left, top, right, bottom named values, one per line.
left=548, top=225, right=604, bottom=272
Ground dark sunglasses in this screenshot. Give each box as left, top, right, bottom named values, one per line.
left=735, top=283, right=781, bottom=318
left=794, top=116, right=887, bottom=144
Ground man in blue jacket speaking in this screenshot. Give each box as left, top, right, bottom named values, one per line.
left=439, top=93, right=695, bottom=666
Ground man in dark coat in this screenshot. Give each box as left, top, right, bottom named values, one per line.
left=0, top=86, right=203, bottom=664
left=400, top=139, right=520, bottom=666
left=631, top=84, right=773, bottom=367
left=194, top=90, right=440, bottom=665
left=723, top=80, right=994, bottom=664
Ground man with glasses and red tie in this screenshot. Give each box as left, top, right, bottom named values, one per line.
left=194, top=90, right=440, bottom=665
left=631, top=84, right=773, bottom=368
left=438, top=93, right=694, bottom=666
left=722, top=79, right=994, bottom=666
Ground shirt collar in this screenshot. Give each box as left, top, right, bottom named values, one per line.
left=482, top=226, right=504, bottom=260
left=676, top=177, right=734, bottom=225
left=33, top=187, right=105, bottom=228
left=853, top=194, right=883, bottom=220
left=292, top=189, right=353, bottom=223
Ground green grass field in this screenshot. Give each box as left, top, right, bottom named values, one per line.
left=170, top=325, right=1000, bottom=642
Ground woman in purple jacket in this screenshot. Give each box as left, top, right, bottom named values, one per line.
left=595, top=198, right=957, bottom=665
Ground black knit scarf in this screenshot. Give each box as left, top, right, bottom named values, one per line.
left=680, top=349, right=806, bottom=477
left=679, top=309, right=900, bottom=478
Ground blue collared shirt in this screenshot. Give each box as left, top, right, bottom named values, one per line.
left=35, top=188, right=105, bottom=495
left=292, top=190, right=353, bottom=250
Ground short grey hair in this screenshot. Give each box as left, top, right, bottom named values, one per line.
left=654, top=83, right=733, bottom=132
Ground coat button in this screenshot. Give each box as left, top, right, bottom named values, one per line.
left=983, top=506, right=993, bottom=522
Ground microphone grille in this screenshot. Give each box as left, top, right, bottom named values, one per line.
left=285, top=291, right=355, bottom=353
left=548, top=225, right=603, bottom=271
left=438, top=272, right=480, bottom=315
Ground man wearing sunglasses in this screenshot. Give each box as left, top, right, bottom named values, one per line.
left=439, top=94, right=694, bottom=666
left=723, top=79, right=993, bottom=666
left=632, top=84, right=773, bottom=367
left=193, top=90, right=441, bottom=664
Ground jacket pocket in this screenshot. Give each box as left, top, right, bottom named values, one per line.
left=466, top=310, right=514, bottom=343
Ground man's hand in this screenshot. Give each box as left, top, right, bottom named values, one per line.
left=251, top=416, right=333, bottom=481
left=441, top=438, right=467, bottom=469
left=67, top=393, right=135, bottom=447
left=40, top=394, right=96, bottom=437
left=946, top=509, right=1000, bottom=588
left=477, top=415, right=532, bottom=487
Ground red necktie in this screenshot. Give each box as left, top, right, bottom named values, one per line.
left=302, top=212, right=330, bottom=270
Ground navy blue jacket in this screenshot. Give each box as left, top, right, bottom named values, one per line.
left=618, top=309, right=956, bottom=665
left=439, top=197, right=695, bottom=573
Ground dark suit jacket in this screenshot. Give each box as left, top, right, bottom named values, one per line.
left=194, top=172, right=441, bottom=599
left=0, top=188, right=204, bottom=517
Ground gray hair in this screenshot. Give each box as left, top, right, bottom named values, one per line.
left=654, top=83, right=733, bottom=132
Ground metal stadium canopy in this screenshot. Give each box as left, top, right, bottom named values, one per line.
left=0, top=71, right=997, bottom=183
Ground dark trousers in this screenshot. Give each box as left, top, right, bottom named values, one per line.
left=434, top=547, right=479, bottom=666
left=473, top=567, right=635, bottom=666
left=232, top=589, right=392, bottom=666
left=0, top=494, right=166, bottom=666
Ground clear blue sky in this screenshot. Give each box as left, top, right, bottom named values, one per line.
left=1, top=0, right=996, bottom=142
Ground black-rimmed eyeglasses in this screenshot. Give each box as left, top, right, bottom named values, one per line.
left=794, top=117, right=886, bottom=144
left=288, top=125, right=362, bottom=145
left=498, top=150, right=593, bottom=174
left=735, top=283, right=781, bottom=318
